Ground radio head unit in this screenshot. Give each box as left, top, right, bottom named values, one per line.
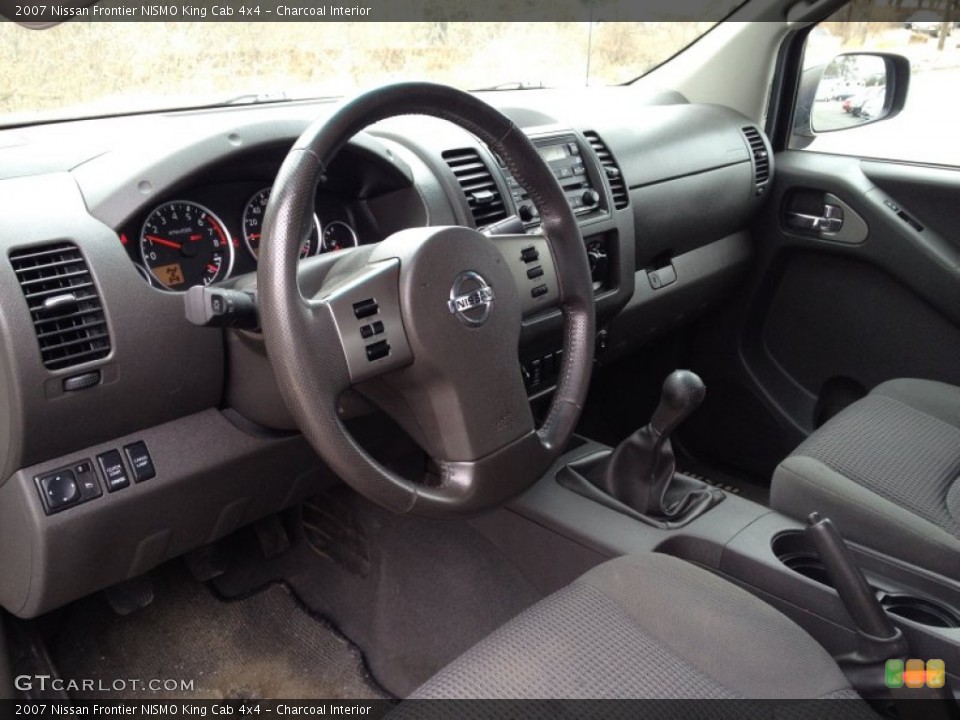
left=504, top=134, right=606, bottom=227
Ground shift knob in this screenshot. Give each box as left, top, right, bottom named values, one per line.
left=650, top=370, right=706, bottom=436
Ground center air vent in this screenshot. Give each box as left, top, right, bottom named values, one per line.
left=9, top=242, right=111, bottom=370
left=584, top=131, right=628, bottom=210
left=742, top=126, right=771, bottom=190
left=442, top=148, right=508, bottom=228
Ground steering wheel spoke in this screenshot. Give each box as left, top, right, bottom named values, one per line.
left=490, top=232, right=563, bottom=319
left=318, top=258, right=414, bottom=384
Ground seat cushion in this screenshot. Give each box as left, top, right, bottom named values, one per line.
left=409, top=553, right=857, bottom=700
left=772, top=378, right=960, bottom=579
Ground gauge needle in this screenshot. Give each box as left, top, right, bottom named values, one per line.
left=145, top=235, right=183, bottom=250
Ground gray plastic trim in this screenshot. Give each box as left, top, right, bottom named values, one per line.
left=0, top=408, right=331, bottom=618
left=0, top=173, right=222, bottom=483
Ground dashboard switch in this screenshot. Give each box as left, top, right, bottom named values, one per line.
left=97, top=450, right=130, bottom=492
left=63, top=371, right=100, bottom=393
left=124, top=441, right=156, bottom=483
left=526, top=266, right=544, bottom=280
left=520, top=247, right=539, bottom=264
left=38, top=469, right=80, bottom=512
left=372, top=321, right=385, bottom=335
left=75, top=460, right=102, bottom=500
left=353, top=298, right=379, bottom=319
left=531, top=284, right=549, bottom=299
left=360, top=324, right=374, bottom=339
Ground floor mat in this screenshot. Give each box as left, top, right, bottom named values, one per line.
left=51, top=565, right=390, bottom=700
left=211, top=487, right=544, bottom=698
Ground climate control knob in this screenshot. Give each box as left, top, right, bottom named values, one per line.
left=582, top=190, right=601, bottom=208
left=518, top=203, right=539, bottom=222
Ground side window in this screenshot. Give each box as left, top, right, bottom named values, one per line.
left=791, top=2, right=958, bottom=166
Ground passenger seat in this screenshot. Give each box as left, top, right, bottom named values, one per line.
left=771, top=379, right=960, bottom=580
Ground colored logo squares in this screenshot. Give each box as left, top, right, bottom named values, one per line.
left=885, top=659, right=945, bottom=689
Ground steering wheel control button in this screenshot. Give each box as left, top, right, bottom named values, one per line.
left=365, top=340, right=391, bottom=362
left=520, top=246, right=539, bottom=264
left=63, top=370, right=101, bottom=393
left=352, top=298, right=379, bottom=319
left=531, top=284, right=549, bottom=299
left=372, top=321, right=385, bottom=335
left=37, top=469, right=81, bottom=513
left=124, top=441, right=156, bottom=483
left=359, top=324, right=374, bottom=339
left=97, top=450, right=130, bottom=492
left=527, top=266, right=544, bottom=280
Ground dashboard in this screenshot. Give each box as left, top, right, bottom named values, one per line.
left=0, top=87, right=772, bottom=618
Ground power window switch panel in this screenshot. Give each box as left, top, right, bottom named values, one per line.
left=124, top=441, right=156, bottom=483
left=97, top=450, right=130, bottom=492
left=37, top=469, right=80, bottom=513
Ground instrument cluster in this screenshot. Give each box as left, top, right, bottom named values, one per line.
left=122, top=180, right=361, bottom=292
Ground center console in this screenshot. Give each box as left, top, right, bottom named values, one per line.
left=511, top=433, right=960, bottom=701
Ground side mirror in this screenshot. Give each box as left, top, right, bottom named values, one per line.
left=810, top=53, right=910, bottom=133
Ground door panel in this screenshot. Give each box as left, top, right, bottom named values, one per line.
left=685, top=150, right=960, bottom=480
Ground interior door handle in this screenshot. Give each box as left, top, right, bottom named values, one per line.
left=786, top=204, right=844, bottom=234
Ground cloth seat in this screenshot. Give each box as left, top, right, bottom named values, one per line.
left=409, top=553, right=859, bottom=700
left=772, top=378, right=960, bottom=580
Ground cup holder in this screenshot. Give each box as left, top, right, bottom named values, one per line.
left=772, top=529, right=960, bottom=629
left=771, top=530, right=835, bottom=588
left=880, top=595, right=960, bottom=629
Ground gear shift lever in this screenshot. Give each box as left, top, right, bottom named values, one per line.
left=650, top=370, right=707, bottom=438
left=590, top=370, right=707, bottom=517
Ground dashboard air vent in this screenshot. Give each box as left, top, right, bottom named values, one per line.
left=584, top=131, right=628, bottom=210
left=442, top=148, right=508, bottom=227
left=742, top=126, right=770, bottom=188
left=9, top=242, right=111, bottom=370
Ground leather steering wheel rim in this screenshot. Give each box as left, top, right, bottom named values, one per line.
left=258, top=82, right=595, bottom=517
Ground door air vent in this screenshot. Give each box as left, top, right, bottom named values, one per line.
left=9, top=242, right=111, bottom=370
left=442, top=148, right=508, bottom=228
left=742, top=126, right=771, bottom=189
left=583, top=131, right=628, bottom=210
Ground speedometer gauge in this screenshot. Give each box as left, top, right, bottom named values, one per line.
left=140, top=201, right=233, bottom=291
left=243, top=187, right=321, bottom=260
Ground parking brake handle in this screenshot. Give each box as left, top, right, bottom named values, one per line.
left=805, top=512, right=906, bottom=659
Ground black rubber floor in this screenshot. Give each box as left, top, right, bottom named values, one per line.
left=51, top=565, right=389, bottom=700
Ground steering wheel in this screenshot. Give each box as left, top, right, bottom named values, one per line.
left=258, top=82, right=595, bottom=517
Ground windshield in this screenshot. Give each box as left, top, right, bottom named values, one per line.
left=0, top=20, right=724, bottom=125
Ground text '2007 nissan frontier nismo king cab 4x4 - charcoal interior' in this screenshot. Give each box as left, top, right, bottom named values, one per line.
left=0, top=0, right=958, bottom=712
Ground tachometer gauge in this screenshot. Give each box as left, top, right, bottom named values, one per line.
left=321, top=220, right=359, bottom=253
left=140, top=201, right=234, bottom=291
left=243, top=187, right=320, bottom=260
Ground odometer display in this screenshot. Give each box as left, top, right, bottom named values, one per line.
left=243, top=187, right=320, bottom=260
left=140, top=201, right=233, bottom=291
